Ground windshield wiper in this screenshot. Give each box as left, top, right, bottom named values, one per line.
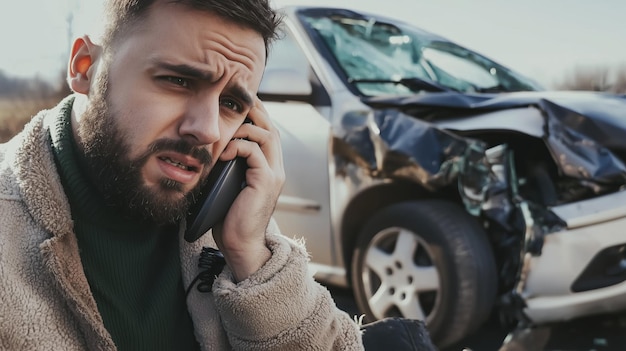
left=348, top=77, right=450, bottom=93
left=472, top=84, right=510, bottom=93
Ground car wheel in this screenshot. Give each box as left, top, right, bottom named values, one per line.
left=350, top=199, right=498, bottom=348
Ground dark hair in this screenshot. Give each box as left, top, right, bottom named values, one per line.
left=102, top=0, right=282, bottom=57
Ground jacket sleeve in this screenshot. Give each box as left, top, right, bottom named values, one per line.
left=212, top=229, right=364, bottom=351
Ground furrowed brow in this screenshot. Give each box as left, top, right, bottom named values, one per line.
left=154, top=60, right=254, bottom=108
left=229, top=84, right=254, bottom=108
left=157, top=62, right=213, bottom=81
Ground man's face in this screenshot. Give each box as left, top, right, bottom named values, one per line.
left=76, top=2, right=266, bottom=224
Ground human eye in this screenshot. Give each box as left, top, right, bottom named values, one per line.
left=159, top=76, right=190, bottom=88
left=220, top=98, right=243, bottom=113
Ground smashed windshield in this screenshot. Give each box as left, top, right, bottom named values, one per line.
left=298, top=9, right=542, bottom=96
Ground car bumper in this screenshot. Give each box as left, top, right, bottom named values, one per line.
left=522, top=190, right=626, bottom=323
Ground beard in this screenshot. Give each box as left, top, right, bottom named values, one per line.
left=75, top=65, right=212, bottom=225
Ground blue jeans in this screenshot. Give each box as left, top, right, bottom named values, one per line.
left=361, top=317, right=438, bottom=351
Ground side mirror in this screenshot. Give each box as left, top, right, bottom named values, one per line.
left=258, top=68, right=312, bottom=102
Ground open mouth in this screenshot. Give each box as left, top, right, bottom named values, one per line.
left=159, top=156, right=199, bottom=172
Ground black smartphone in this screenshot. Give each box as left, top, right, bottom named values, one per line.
left=184, top=121, right=250, bottom=242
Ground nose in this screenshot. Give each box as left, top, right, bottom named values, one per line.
left=179, top=94, right=221, bottom=145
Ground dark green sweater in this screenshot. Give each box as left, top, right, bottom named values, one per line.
left=50, top=99, right=200, bottom=351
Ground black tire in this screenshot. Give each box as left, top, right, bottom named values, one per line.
left=350, top=199, right=498, bottom=348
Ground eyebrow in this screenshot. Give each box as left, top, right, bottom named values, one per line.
left=156, top=61, right=254, bottom=107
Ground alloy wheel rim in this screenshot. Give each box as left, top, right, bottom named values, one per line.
left=360, top=226, right=442, bottom=323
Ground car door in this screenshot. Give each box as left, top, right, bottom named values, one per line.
left=260, top=27, right=338, bottom=269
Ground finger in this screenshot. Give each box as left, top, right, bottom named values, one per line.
left=244, top=97, right=271, bottom=130
left=220, top=138, right=274, bottom=172
left=220, top=132, right=284, bottom=187
left=229, top=118, right=283, bottom=169
left=221, top=98, right=284, bottom=181
left=244, top=124, right=283, bottom=172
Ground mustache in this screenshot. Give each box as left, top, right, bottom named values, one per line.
left=142, top=138, right=212, bottom=166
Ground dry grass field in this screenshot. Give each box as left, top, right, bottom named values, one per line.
left=0, top=97, right=60, bottom=143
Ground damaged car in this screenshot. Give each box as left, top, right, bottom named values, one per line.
left=258, top=6, right=626, bottom=348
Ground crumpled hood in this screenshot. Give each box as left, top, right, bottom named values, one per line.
left=364, top=90, right=626, bottom=153
left=344, top=90, right=626, bottom=188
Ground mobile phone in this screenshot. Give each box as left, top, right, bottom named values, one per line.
left=184, top=120, right=250, bottom=242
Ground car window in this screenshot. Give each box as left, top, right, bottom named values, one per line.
left=266, top=28, right=310, bottom=77
left=304, top=16, right=424, bottom=96
left=297, top=8, right=542, bottom=96
left=421, top=47, right=497, bottom=91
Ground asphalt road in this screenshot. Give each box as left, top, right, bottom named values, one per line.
left=328, top=286, right=626, bottom=351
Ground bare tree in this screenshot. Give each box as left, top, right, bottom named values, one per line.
left=612, top=64, right=626, bottom=94
left=0, top=69, right=70, bottom=143
left=556, top=64, right=626, bottom=94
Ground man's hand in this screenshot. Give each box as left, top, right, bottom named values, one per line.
left=212, top=98, right=285, bottom=282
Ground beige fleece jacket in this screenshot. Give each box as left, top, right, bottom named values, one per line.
left=0, top=99, right=363, bottom=350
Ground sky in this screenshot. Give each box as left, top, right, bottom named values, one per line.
left=1, top=0, right=625, bottom=88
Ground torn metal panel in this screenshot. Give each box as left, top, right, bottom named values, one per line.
left=362, top=91, right=626, bottom=195
left=336, top=108, right=484, bottom=191
left=459, top=143, right=512, bottom=219
left=539, top=99, right=626, bottom=185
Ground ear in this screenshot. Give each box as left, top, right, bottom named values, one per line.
left=67, top=35, right=100, bottom=94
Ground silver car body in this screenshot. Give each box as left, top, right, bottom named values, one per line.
left=259, top=5, right=626, bottom=345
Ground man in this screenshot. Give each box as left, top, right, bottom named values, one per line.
left=0, top=0, right=364, bottom=349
